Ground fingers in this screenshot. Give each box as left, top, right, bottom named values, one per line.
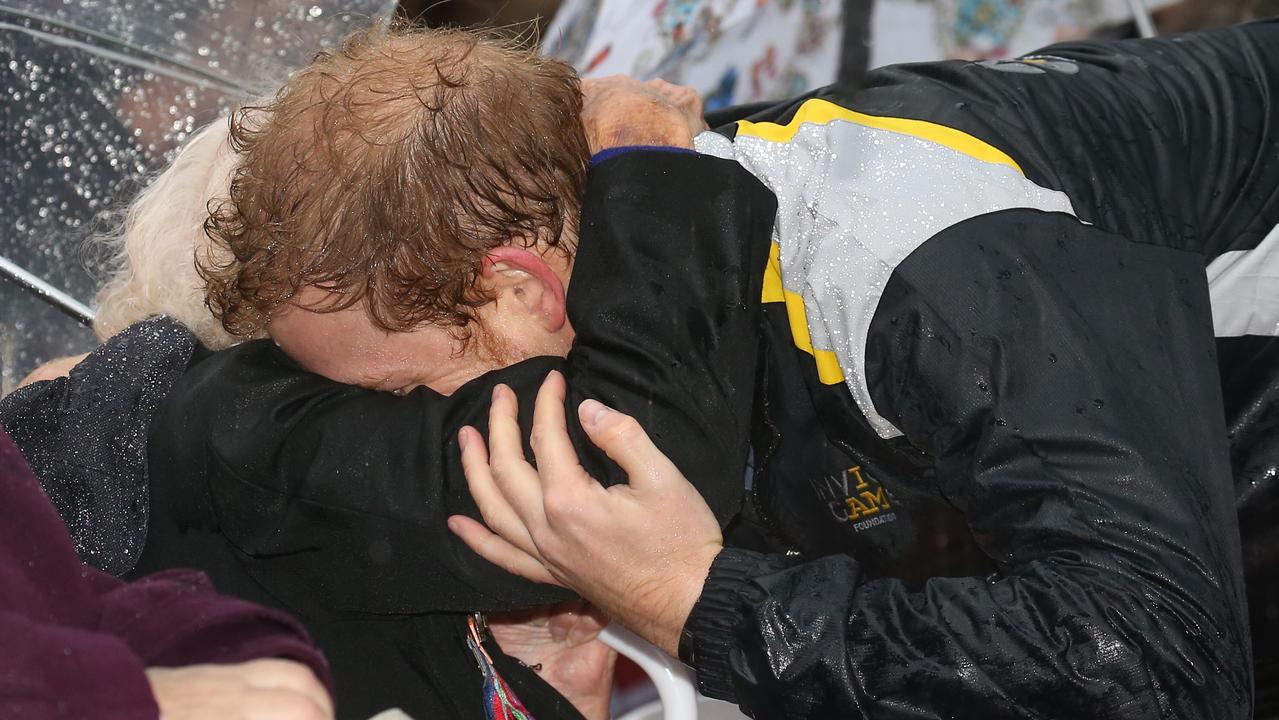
left=577, top=400, right=682, bottom=492
left=459, top=424, right=539, bottom=556
left=645, top=78, right=701, bottom=111
left=580, top=74, right=626, bottom=95
left=537, top=601, right=607, bottom=646
left=565, top=606, right=610, bottom=647
left=485, top=385, right=548, bottom=529
left=486, top=384, right=525, bottom=476
left=448, top=514, right=560, bottom=586
left=643, top=78, right=706, bottom=132
left=579, top=75, right=701, bottom=116
left=579, top=75, right=704, bottom=151
left=529, top=371, right=596, bottom=495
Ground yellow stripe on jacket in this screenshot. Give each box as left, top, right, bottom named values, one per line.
left=743, top=98, right=1027, bottom=387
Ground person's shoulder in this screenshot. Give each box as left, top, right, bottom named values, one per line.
left=187, top=338, right=298, bottom=379
left=174, top=338, right=348, bottom=413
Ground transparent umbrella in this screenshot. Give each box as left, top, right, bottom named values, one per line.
left=0, top=0, right=395, bottom=392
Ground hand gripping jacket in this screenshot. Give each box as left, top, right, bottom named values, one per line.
left=686, top=21, right=1279, bottom=720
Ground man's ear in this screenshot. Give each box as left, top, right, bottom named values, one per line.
left=480, top=246, right=567, bottom=332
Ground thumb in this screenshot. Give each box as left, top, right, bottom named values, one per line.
left=577, top=400, right=680, bottom=491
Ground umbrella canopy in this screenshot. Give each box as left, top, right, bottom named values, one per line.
left=0, top=0, right=394, bottom=392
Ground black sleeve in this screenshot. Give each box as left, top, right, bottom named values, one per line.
left=143, top=151, right=777, bottom=614
left=685, top=210, right=1252, bottom=719
left=0, top=317, right=196, bottom=576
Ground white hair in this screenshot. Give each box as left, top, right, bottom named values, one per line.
left=92, top=117, right=244, bottom=349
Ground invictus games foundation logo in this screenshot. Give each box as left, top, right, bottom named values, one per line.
left=810, top=466, right=898, bottom=531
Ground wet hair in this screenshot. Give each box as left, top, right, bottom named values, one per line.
left=93, top=117, right=243, bottom=350
left=201, top=22, right=590, bottom=338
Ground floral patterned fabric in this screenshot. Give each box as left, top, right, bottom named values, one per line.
left=869, top=0, right=1178, bottom=65
left=543, top=0, right=845, bottom=110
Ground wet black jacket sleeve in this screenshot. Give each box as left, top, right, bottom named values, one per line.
left=686, top=210, right=1252, bottom=719
left=141, top=151, right=777, bottom=614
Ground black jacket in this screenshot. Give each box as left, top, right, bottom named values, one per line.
left=127, top=151, right=777, bottom=719
left=684, top=22, right=1278, bottom=720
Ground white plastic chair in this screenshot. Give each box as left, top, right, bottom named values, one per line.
left=599, top=624, right=749, bottom=720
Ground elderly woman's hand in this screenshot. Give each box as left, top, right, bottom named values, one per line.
left=146, top=659, right=333, bottom=720
left=581, top=76, right=708, bottom=153
left=448, top=371, right=723, bottom=656
left=489, top=601, right=616, bottom=720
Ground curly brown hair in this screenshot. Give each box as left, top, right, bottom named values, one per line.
left=201, top=23, right=589, bottom=338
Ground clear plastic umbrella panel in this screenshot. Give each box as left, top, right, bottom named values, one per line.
left=0, top=0, right=395, bottom=392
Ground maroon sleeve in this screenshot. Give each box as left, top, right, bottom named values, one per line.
left=0, top=428, right=332, bottom=716
left=0, top=614, right=160, bottom=720
left=95, top=567, right=333, bottom=690
left=0, top=429, right=159, bottom=718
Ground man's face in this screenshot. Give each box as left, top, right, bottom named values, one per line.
left=269, top=247, right=576, bottom=396
left=269, top=288, right=467, bottom=395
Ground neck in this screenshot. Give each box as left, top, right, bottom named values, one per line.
left=423, top=328, right=525, bottom=396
